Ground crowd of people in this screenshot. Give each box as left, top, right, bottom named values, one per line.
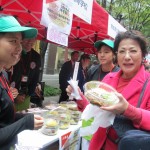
left=0, top=13, right=150, bottom=150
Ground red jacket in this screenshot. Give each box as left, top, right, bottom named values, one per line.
left=77, top=65, right=150, bottom=150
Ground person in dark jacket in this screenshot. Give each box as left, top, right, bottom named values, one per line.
left=0, top=14, right=43, bottom=149
left=11, top=38, right=43, bottom=110
left=87, top=39, right=120, bottom=82
left=77, top=54, right=91, bottom=92
left=59, top=51, right=79, bottom=103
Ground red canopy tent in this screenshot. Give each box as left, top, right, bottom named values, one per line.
left=0, top=0, right=46, bottom=39
left=0, top=0, right=113, bottom=54
left=68, top=1, right=111, bottom=54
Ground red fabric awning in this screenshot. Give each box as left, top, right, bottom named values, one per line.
left=0, top=0, right=46, bottom=39
left=0, top=0, right=112, bottom=54
left=68, top=1, right=111, bottom=54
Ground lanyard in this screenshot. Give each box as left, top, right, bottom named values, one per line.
left=0, top=74, right=14, bottom=102
left=3, top=67, right=13, bottom=85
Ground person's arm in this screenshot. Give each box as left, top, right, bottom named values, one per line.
left=123, top=104, right=150, bottom=130
left=0, top=114, right=34, bottom=146
left=59, top=62, right=69, bottom=88
left=28, top=53, right=41, bottom=95
left=75, top=92, right=89, bottom=112
left=0, top=113, right=43, bottom=146
left=101, top=91, right=150, bottom=131
left=66, top=85, right=89, bottom=112
left=123, top=104, right=142, bottom=127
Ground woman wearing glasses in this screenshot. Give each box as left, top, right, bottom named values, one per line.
left=66, top=30, right=150, bottom=150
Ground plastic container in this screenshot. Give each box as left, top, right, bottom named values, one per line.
left=70, top=110, right=81, bottom=125
left=41, top=118, right=59, bottom=136
left=67, top=101, right=78, bottom=111
left=59, top=101, right=68, bottom=108
left=59, top=113, right=71, bottom=129
left=84, top=81, right=119, bottom=107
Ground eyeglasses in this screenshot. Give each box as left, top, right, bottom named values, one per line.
left=117, top=50, right=141, bottom=56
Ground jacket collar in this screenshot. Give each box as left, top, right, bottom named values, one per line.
left=106, top=65, right=149, bottom=100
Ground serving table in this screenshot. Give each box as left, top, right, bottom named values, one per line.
left=16, top=107, right=81, bottom=150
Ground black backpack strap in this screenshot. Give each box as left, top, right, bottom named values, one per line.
left=136, top=76, right=150, bottom=108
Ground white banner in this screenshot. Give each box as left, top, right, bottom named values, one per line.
left=60, top=0, right=93, bottom=24
left=107, top=15, right=126, bottom=39
left=41, top=0, right=73, bottom=35
left=47, top=24, right=68, bottom=46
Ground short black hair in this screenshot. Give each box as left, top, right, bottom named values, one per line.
left=71, top=51, right=79, bottom=57
left=0, top=32, right=24, bottom=39
left=79, top=54, right=90, bottom=62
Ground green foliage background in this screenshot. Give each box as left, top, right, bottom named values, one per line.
left=44, top=85, right=61, bottom=97
left=96, top=0, right=150, bottom=45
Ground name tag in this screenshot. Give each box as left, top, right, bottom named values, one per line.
left=21, top=76, right=28, bottom=82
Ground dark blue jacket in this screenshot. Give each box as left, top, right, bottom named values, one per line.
left=77, top=64, right=88, bottom=92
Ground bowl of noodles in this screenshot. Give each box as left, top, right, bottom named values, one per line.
left=84, top=81, right=119, bottom=107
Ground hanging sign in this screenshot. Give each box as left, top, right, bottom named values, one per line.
left=41, top=0, right=73, bottom=35
left=107, top=15, right=126, bottom=39
left=47, top=24, right=68, bottom=46
left=60, top=0, right=93, bottom=24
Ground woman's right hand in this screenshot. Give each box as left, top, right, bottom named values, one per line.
left=66, top=85, right=73, bottom=97
left=34, top=115, right=44, bottom=128
left=66, top=85, right=89, bottom=112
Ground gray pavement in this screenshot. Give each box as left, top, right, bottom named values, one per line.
left=43, top=96, right=59, bottom=106
left=42, top=74, right=59, bottom=88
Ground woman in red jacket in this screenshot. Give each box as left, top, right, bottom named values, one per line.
left=66, top=30, right=150, bottom=150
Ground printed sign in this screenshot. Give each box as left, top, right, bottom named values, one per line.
left=47, top=24, right=68, bottom=46
left=59, top=129, right=80, bottom=150
left=107, top=15, right=126, bottom=39
left=41, top=0, right=73, bottom=34
left=60, top=0, right=93, bottom=24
